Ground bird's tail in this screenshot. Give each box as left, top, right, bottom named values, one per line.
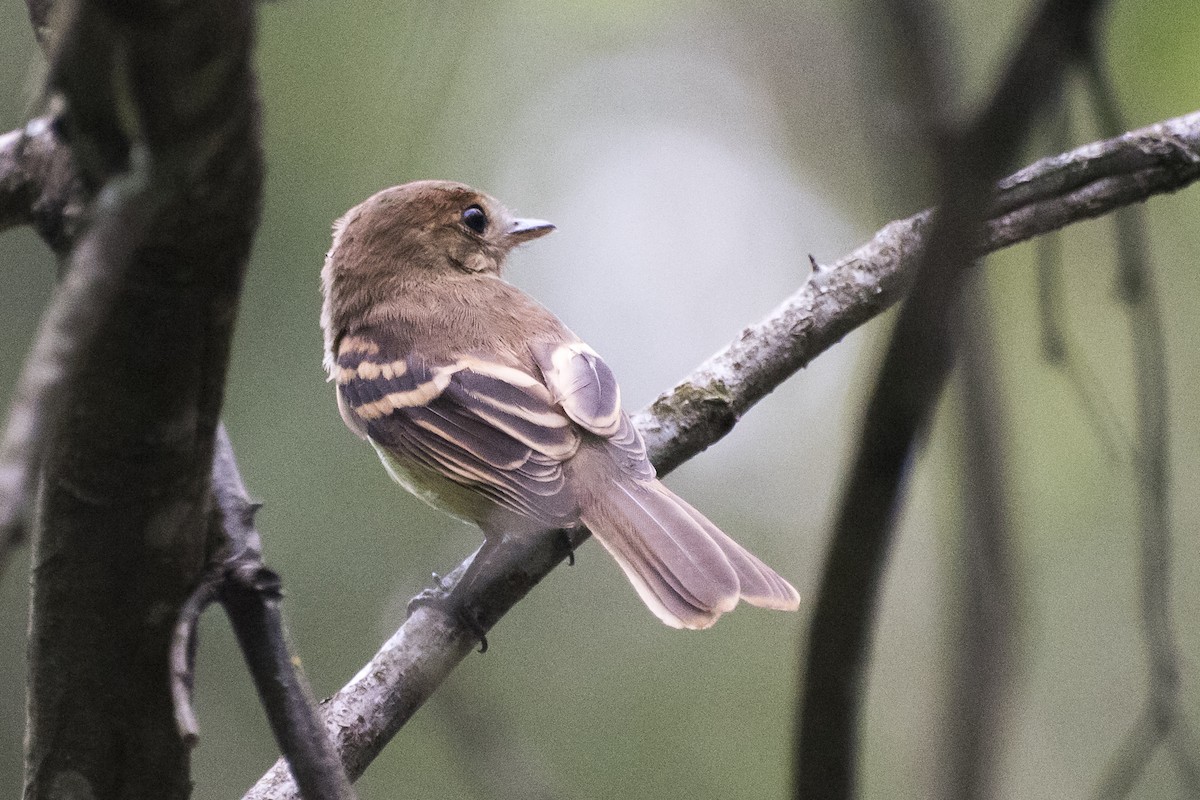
left=578, top=477, right=800, bottom=630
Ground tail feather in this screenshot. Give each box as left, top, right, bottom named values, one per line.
left=669, top=487, right=802, bottom=611
left=580, top=478, right=800, bottom=630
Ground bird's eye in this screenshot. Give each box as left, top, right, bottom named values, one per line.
left=462, top=205, right=488, bottom=234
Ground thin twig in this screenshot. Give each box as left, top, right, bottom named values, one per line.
left=243, top=528, right=581, bottom=800
left=171, top=573, right=219, bottom=744
left=1035, top=99, right=1128, bottom=463
left=171, top=426, right=357, bottom=800
left=215, top=427, right=357, bottom=800
left=1083, top=47, right=1200, bottom=800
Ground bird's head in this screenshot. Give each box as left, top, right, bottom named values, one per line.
left=320, top=180, right=555, bottom=371
left=325, top=180, right=554, bottom=281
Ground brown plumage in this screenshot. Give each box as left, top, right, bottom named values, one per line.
left=321, top=179, right=799, bottom=629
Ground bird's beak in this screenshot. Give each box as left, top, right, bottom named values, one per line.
left=507, top=217, right=556, bottom=244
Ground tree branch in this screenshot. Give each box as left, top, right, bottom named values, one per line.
left=17, top=1, right=264, bottom=799
left=635, top=107, right=1200, bottom=474
left=0, top=161, right=159, bottom=573
left=2, top=110, right=1195, bottom=505
left=173, top=426, right=360, bottom=800
left=205, top=425, right=357, bottom=800
left=5, top=17, right=352, bottom=797
left=0, top=117, right=84, bottom=253
left=243, top=105, right=1199, bottom=798
left=795, top=1, right=1104, bottom=796
left=5, top=109, right=1196, bottom=478
left=938, top=283, right=1018, bottom=800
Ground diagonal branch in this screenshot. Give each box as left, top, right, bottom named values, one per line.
left=635, top=107, right=1200, bottom=475
left=173, top=427, right=359, bottom=800
left=0, top=4, right=1187, bottom=799
left=204, top=425, right=357, bottom=800
left=244, top=105, right=1199, bottom=799
left=4, top=109, right=1197, bottom=486
left=0, top=161, right=160, bottom=573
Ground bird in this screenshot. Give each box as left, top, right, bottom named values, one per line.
left=320, top=180, right=800, bottom=629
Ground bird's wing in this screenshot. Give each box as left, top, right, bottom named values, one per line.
left=334, top=335, right=581, bottom=525
left=532, top=341, right=655, bottom=482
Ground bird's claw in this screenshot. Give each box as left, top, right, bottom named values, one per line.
left=406, top=582, right=489, bottom=654
left=406, top=584, right=446, bottom=616
left=556, top=529, right=577, bottom=566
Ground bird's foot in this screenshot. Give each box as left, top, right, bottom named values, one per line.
left=406, top=572, right=448, bottom=613
left=556, top=528, right=578, bottom=566
left=406, top=576, right=489, bottom=653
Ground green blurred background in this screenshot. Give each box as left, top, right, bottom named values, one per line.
left=1, top=1, right=1198, bottom=798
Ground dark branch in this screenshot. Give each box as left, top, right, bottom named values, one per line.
left=243, top=528, right=583, bottom=799
left=795, top=1, right=1105, bottom=798
left=206, top=425, right=357, bottom=800
left=0, top=117, right=85, bottom=253
left=938, top=285, right=1018, bottom=800
left=6, top=16, right=351, bottom=796
left=0, top=162, right=161, bottom=572
left=19, top=1, right=264, bottom=799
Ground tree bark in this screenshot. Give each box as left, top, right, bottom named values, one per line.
left=21, top=2, right=263, bottom=798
